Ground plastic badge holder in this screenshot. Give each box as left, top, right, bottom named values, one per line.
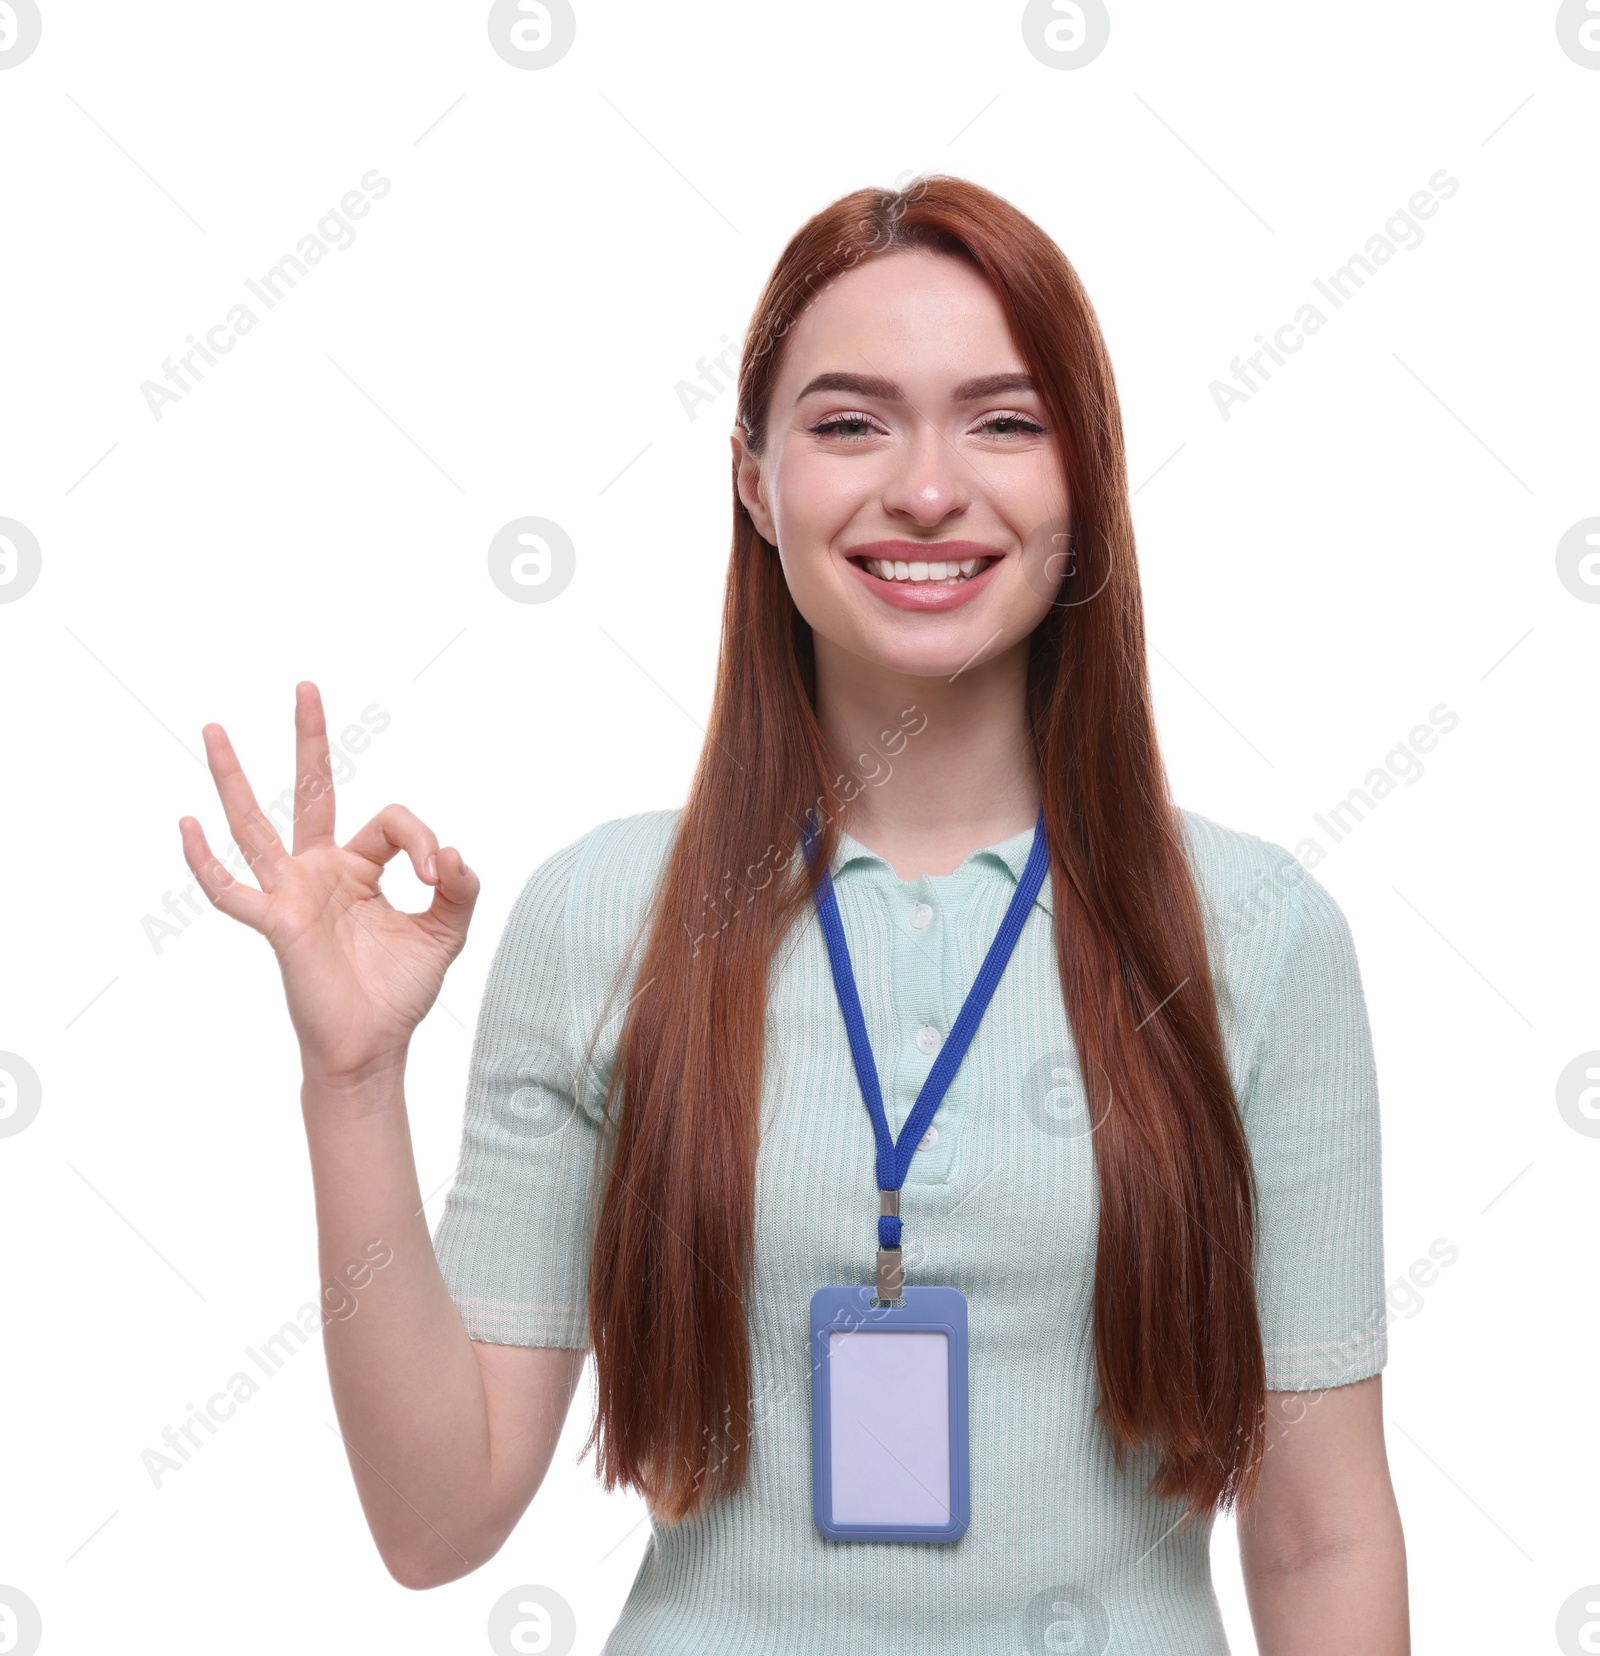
left=809, top=1284, right=970, bottom=1543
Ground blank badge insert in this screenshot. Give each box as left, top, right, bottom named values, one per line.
left=827, top=1327, right=951, bottom=1524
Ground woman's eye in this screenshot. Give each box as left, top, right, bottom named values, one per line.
left=811, top=413, right=883, bottom=440
left=975, top=412, right=1046, bottom=437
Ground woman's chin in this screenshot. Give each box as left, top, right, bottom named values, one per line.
left=837, top=622, right=1019, bottom=684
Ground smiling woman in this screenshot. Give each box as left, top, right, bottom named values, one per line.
left=181, top=174, right=1407, bottom=1655
left=736, top=254, right=1071, bottom=664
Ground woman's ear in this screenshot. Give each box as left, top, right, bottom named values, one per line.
left=730, top=426, right=777, bottom=546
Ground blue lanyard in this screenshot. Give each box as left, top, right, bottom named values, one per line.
left=802, top=806, right=1050, bottom=1259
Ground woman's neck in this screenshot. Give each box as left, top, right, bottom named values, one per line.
left=813, top=635, right=1041, bottom=879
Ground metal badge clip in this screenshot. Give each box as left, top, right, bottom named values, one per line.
left=876, top=1189, right=904, bottom=1302
left=875, top=1246, right=904, bottom=1302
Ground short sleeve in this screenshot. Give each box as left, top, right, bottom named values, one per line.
left=1241, top=861, right=1387, bottom=1391
left=431, top=836, right=603, bottom=1349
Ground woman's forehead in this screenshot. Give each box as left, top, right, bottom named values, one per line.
left=771, top=253, right=1027, bottom=402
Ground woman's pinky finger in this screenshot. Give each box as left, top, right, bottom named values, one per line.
left=178, top=816, right=271, bottom=931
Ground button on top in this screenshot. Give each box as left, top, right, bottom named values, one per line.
left=910, top=901, right=934, bottom=930
left=919, top=1124, right=939, bottom=1149
left=915, top=1024, right=942, bottom=1055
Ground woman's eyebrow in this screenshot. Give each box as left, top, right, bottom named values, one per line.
left=795, top=371, right=899, bottom=401
left=951, top=371, right=1037, bottom=400
left=794, top=370, right=1038, bottom=402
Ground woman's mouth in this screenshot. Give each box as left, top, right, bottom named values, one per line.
left=844, top=544, right=1006, bottom=611
left=850, top=554, right=996, bottom=585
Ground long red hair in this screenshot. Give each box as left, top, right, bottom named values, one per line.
left=582, top=175, right=1266, bottom=1527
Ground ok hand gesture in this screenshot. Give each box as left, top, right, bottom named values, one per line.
left=178, top=682, right=480, bottom=1090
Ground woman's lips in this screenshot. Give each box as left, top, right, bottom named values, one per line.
left=845, top=548, right=1004, bottom=611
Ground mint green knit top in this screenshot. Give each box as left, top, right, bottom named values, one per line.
left=431, top=807, right=1387, bottom=1655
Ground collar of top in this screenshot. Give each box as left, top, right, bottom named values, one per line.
left=826, top=820, right=1054, bottom=917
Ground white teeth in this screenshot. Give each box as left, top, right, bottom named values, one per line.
left=865, top=554, right=989, bottom=583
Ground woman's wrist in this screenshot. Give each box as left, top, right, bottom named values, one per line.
left=301, top=1049, right=411, bottom=1123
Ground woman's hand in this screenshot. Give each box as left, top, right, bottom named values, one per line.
left=178, top=680, right=480, bottom=1090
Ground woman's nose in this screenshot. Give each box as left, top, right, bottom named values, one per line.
left=878, top=425, right=970, bottom=526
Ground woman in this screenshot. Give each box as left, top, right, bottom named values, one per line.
left=180, top=175, right=1408, bottom=1653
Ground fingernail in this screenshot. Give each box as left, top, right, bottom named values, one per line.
left=425, top=853, right=438, bottom=880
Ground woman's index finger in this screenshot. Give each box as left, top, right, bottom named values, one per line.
left=292, top=681, right=337, bottom=853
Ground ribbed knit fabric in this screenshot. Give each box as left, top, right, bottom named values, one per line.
left=431, top=807, right=1387, bottom=1655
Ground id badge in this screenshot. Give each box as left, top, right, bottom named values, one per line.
left=809, top=1284, right=970, bottom=1543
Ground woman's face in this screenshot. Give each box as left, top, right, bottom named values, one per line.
left=733, top=249, right=1071, bottom=683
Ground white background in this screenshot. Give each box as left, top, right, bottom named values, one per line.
left=2, top=2, right=1596, bottom=1652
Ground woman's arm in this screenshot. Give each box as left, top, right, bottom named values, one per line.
left=1237, top=1374, right=1409, bottom=1655
left=181, top=682, right=585, bottom=1588
left=306, top=1070, right=587, bottom=1588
